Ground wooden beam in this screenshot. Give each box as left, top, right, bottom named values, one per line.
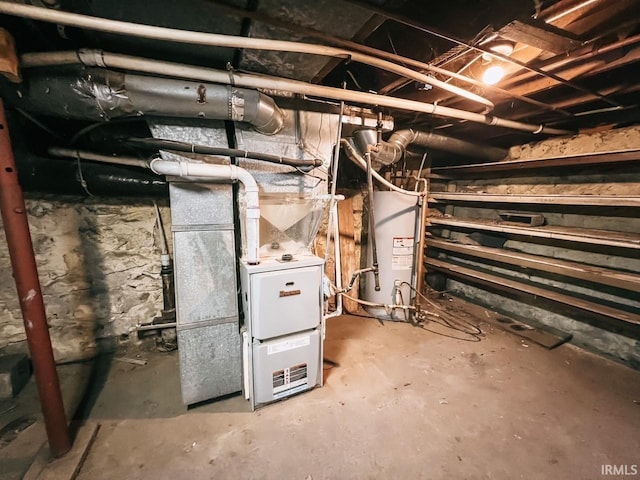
left=428, top=217, right=640, bottom=250
left=489, top=83, right=640, bottom=124
left=426, top=238, right=640, bottom=292
left=499, top=34, right=640, bottom=92
left=425, top=257, right=640, bottom=326
left=431, top=149, right=640, bottom=176
left=428, top=192, right=640, bottom=207
left=499, top=19, right=582, bottom=54
left=338, top=197, right=360, bottom=314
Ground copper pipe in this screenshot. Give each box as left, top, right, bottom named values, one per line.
left=415, top=191, right=430, bottom=297
left=0, top=100, right=71, bottom=457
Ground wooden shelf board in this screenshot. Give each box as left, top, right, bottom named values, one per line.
left=426, top=238, right=640, bottom=292
left=432, top=149, right=640, bottom=176
left=428, top=217, right=640, bottom=250
left=425, top=257, right=640, bottom=327
left=429, top=193, right=640, bottom=207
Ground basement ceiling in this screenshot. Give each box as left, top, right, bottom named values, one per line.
left=1, top=0, right=639, bottom=158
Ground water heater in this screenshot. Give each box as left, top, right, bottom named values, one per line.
left=363, top=191, right=418, bottom=319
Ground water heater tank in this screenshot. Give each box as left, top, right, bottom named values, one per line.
left=362, top=191, right=418, bottom=319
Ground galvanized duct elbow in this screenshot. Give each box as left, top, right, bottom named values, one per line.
left=352, top=128, right=507, bottom=168
left=241, top=88, right=284, bottom=135
left=3, top=67, right=284, bottom=135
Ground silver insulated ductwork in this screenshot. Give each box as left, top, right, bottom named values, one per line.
left=352, top=128, right=508, bottom=169
left=4, top=67, right=284, bottom=135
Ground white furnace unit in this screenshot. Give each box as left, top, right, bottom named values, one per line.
left=240, top=255, right=324, bottom=409
left=239, top=193, right=329, bottom=410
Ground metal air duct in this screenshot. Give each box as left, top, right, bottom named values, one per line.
left=352, top=128, right=508, bottom=168
left=2, top=67, right=284, bottom=135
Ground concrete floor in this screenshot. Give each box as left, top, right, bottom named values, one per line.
left=0, top=361, right=91, bottom=480
left=3, top=296, right=640, bottom=479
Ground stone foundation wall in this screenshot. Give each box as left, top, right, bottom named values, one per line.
left=0, top=195, right=170, bottom=363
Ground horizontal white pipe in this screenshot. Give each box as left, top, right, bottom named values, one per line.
left=21, top=50, right=570, bottom=136
left=150, top=159, right=260, bottom=264
left=48, top=147, right=149, bottom=168
left=341, top=293, right=416, bottom=310
left=51, top=148, right=262, bottom=262
left=341, top=140, right=426, bottom=197
left=20, top=51, right=79, bottom=66
left=0, top=2, right=493, bottom=109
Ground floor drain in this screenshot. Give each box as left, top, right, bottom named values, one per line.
left=496, top=317, right=513, bottom=324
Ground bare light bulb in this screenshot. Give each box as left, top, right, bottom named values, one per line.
left=482, top=65, right=505, bottom=85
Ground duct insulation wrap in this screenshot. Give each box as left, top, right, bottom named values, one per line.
left=362, top=191, right=418, bottom=320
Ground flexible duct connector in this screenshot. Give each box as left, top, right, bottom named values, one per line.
left=150, top=159, right=261, bottom=265
left=5, top=66, right=284, bottom=135
left=353, top=128, right=507, bottom=168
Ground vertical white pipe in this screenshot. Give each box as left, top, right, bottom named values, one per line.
left=325, top=200, right=343, bottom=320
left=233, top=166, right=261, bottom=265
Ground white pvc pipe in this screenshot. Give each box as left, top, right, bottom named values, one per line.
left=150, top=159, right=261, bottom=265
left=341, top=140, right=426, bottom=198
left=324, top=200, right=343, bottom=320
left=48, top=149, right=262, bottom=261
left=20, top=50, right=570, bottom=136
left=342, top=293, right=416, bottom=311
left=0, top=2, right=493, bottom=109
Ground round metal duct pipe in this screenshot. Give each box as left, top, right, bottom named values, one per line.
left=1, top=67, right=284, bottom=135
left=352, top=128, right=508, bottom=167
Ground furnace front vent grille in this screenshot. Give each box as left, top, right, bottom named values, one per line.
left=272, top=363, right=308, bottom=398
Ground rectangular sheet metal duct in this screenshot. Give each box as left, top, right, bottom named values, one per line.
left=150, top=119, right=242, bottom=405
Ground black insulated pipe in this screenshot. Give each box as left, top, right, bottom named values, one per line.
left=125, top=137, right=323, bottom=170
left=16, top=152, right=168, bottom=197
left=365, top=150, right=380, bottom=291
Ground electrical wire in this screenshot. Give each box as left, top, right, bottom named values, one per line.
left=340, top=293, right=482, bottom=342
left=294, top=166, right=325, bottom=185
left=400, top=282, right=483, bottom=342
left=74, top=152, right=93, bottom=196
left=418, top=325, right=482, bottom=342
left=69, top=117, right=143, bottom=145
left=14, top=107, right=66, bottom=142
left=345, top=70, right=364, bottom=90
left=416, top=152, right=428, bottom=180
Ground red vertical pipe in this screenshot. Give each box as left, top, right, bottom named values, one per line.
left=0, top=100, right=71, bottom=457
